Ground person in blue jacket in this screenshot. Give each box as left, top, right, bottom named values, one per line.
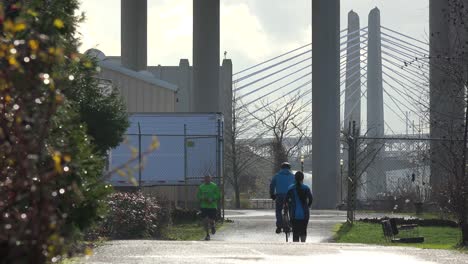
left=286, top=171, right=313, bottom=242
left=270, top=162, right=295, bottom=234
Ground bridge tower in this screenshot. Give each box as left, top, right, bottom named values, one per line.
left=343, top=10, right=361, bottom=202
left=344, top=11, right=362, bottom=133
left=366, top=8, right=386, bottom=198
left=312, top=0, right=340, bottom=209
left=429, top=0, right=466, bottom=192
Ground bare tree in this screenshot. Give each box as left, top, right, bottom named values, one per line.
left=402, top=0, right=468, bottom=245
left=431, top=0, right=468, bottom=245
left=225, top=92, right=264, bottom=208
left=249, top=94, right=310, bottom=173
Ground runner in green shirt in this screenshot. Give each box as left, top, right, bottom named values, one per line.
left=197, top=175, right=220, bottom=241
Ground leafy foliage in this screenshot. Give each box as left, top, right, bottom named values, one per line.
left=171, top=207, right=200, bottom=224
left=95, top=192, right=169, bottom=239
left=65, top=59, right=128, bottom=154
left=0, top=1, right=127, bottom=263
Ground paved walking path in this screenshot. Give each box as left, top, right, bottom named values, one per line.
left=78, top=210, right=467, bottom=264
left=214, top=209, right=346, bottom=243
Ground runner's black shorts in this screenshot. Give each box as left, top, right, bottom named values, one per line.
left=200, top=208, right=217, bottom=220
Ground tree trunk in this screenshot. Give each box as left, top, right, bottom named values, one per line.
left=460, top=83, right=468, bottom=246
left=462, top=221, right=468, bottom=246
left=234, top=183, right=241, bottom=209
left=272, top=140, right=288, bottom=172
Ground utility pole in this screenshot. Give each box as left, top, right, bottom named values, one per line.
left=300, top=155, right=304, bottom=172
left=138, top=122, right=142, bottom=189
left=340, top=158, right=344, bottom=202
left=346, top=121, right=358, bottom=224
left=406, top=111, right=409, bottom=135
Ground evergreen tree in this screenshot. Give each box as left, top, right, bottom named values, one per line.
left=0, top=1, right=128, bottom=262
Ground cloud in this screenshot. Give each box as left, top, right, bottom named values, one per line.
left=147, top=0, right=193, bottom=66
left=77, top=0, right=428, bottom=74
left=246, top=0, right=311, bottom=43
left=77, top=0, right=311, bottom=72
left=77, top=0, right=120, bottom=55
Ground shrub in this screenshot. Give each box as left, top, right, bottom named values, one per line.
left=98, top=192, right=169, bottom=239
left=0, top=1, right=128, bottom=262
left=359, top=217, right=458, bottom=227
left=239, top=194, right=251, bottom=209
left=171, top=207, right=200, bottom=223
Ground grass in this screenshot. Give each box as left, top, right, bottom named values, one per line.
left=334, top=221, right=464, bottom=250
left=161, top=221, right=226, bottom=241
left=60, top=258, right=78, bottom=264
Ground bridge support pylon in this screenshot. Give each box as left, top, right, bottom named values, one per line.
left=366, top=8, right=386, bottom=198
left=429, top=0, right=466, bottom=194
left=343, top=10, right=361, bottom=203
left=312, top=0, right=340, bottom=209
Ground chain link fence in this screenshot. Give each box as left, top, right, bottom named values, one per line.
left=109, top=134, right=221, bottom=186
left=354, top=137, right=430, bottom=206
left=107, top=114, right=224, bottom=212
left=343, top=126, right=461, bottom=222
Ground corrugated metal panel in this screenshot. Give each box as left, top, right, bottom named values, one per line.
left=99, top=68, right=175, bottom=112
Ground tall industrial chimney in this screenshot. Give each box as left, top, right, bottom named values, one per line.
left=121, top=0, right=147, bottom=71
left=193, top=0, right=220, bottom=113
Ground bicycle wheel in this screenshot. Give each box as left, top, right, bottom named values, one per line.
left=283, top=212, right=290, bottom=242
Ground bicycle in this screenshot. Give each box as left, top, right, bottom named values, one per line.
left=282, top=203, right=292, bottom=242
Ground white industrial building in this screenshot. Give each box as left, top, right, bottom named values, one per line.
left=85, top=0, right=232, bottom=208
left=87, top=50, right=232, bottom=116
left=86, top=0, right=232, bottom=120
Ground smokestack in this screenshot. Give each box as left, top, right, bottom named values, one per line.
left=193, top=0, right=220, bottom=112
left=121, top=0, right=147, bottom=71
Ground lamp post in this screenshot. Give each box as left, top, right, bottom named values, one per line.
left=300, top=155, right=304, bottom=172
left=340, top=159, right=344, bottom=202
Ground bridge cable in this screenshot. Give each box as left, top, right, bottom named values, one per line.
left=340, top=58, right=368, bottom=82
left=341, top=77, right=367, bottom=106
left=234, top=54, right=311, bottom=92
left=380, top=31, right=429, bottom=53
left=340, top=31, right=369, bottom=47
left=340, top=64, right=368, bottom=87
left=233, top=43, right=311, bottom=76
left=381, top=50, right=429, bottom=75
left=382, top=71, right=429, bottom=109
left=381, top=56, right=429, bottom=84
left=380, top=26, right=429, bottom=46
left=237, top=77, right=312, bottom=111
left=382, top=75, right=430, bottom=118
left=382, top=63, right=429, bottom=95
left=342, top=88, right=367, bottom=126
left=340, top=36, right=369, bottom=54
left=381, top=37, right=428, bottom=57
left=237, top=63, right=311, bottom=99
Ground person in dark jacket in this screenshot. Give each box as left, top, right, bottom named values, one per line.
left=270, top=162, right=295, bottom=233
left=286, top=171, right=313, bottom=242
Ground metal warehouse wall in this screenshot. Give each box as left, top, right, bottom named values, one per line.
left=100, top=68, right=175, bottom=113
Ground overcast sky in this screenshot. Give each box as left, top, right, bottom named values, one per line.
left=78, top=1, right=429, bottom=134
left=78, top=0, right=429, bottom=73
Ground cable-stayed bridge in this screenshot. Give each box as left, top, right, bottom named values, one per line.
left=234, top=13, right=429, bottom=139
left=179, top=1, right=461, bottom=209
left=233, top=8, right=433, bottom=203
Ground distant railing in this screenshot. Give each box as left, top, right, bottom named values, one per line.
left=249, top=199, right=275, bottom=209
